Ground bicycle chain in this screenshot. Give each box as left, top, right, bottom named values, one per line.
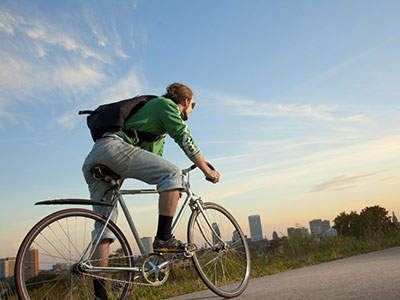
left=75, top=254, right=170, bottom=287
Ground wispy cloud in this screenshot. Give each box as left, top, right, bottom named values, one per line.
left=0, top=107, right=17, bottom=130
left=0, top=9, right=108, bottom=106
left=83, top=8, right=129, bottom=59
left=0, top=10, right=21, bottom=34
left=310, top=169, right=400, bottom=193
left=201, top=133, right=400, bottom=200
left=217, top=95, right=370, bottom=123
left=1, top=10, right=106, bottom=61
left=0, top=5, right=140, bottom=130
left=55, top=69, right=143, bottom=130
left=0, top=52, right=105, bottom=103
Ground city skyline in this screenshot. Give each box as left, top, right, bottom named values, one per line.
left=1, top=1, right=400, bottom=258
left=248, top=215, right=264, bottom=241
left=0, top=208, right=396, bottom=279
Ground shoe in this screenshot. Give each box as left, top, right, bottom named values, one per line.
left=153, top=236, right=197, bottom=252
left=93, top=278, right=108, bottom=300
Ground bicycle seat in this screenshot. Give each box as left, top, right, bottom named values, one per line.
left=90, top=164, right=121, bottom=181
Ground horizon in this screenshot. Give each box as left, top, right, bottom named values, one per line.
left=1, top=1, right=400, bottom=258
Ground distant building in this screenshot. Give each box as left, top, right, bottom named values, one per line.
left=393, top=212, right=399, bottom=226
left=248, top=215, right=263, bottom=241
left=212, top=223, right=221, bottom=246
left=309, top=219, right=330, bottom=236
left=0, top=257, right=15, bottom=279
left=52, top=263, right=67, bottom=271
left=287, top=227, right=309, bottom=238
left=325, top=228, right=338, bottom=237
left=25, top=249, right=39, bottom=280
left=272, top=231, right=279, bottom=240
left=232, top=230, right=241, bottom=244
left=140, top=237, right=153, bottom=254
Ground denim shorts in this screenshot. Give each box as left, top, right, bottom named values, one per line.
left=82, top=136, right=183, bottom=240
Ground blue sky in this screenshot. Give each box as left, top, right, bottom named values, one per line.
left=1, top=0, right=400, bottom=257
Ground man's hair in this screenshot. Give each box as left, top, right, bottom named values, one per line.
left=162, top=83, right=193, bottom=105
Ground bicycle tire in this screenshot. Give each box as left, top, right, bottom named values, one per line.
left=15, top=208, right=134, bottom=300
left=187, top=202, right=251, bottom=298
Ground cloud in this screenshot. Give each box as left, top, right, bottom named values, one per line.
left=0, top=10, right=20, bottom=34
left=310, top=170, right=392, bottom=193
left=57, top=63, right=106, bottom=89
left=201, top=133, right=400, bottom=201
left=55, top=69, right=143, bottom=130
left=0, top=9, right=109, bottom=106
left=0, top=9, right=105, bottom=61
left=83, top=9, right=129, bottom=59
left=0, top=52, right=105, bottom=103
left=24, top=20, right=106, bottom=62
left=0, top=6, right=140, bottom=130
left=208, top=92, right=370, bottom=123
left=0, top=107, right=17, bottom=129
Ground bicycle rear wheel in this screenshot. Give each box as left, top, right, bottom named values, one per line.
left=187, top=202, right=250, bottom=298
left=15, top=208, right=133, bottom=300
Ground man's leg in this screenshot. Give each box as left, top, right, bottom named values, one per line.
left=153, top=189, right=196, bottom=252
left=92, top=238, right=112, bottom=300
left=85, top=139, right=192, bottom=252
left=92, top=238, right=112, bottom=271
left=156, top=189, right=180, bottom=241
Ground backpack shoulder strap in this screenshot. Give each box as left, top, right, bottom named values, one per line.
left=78, top=110, right=96, bottom=115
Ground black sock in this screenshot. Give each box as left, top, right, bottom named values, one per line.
left=156, top=215, right=173, bottom=241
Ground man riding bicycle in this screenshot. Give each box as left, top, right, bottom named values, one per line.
left=82, top=82, right=220, bottom=299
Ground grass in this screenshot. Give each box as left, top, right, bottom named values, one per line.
left=131, top=230, right=400, bottom=299
left=4, top=231, right=400, bottom=299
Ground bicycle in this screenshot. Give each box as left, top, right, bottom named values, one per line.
left=14, top=163, right=251, bottom=299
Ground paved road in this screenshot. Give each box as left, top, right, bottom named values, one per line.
left=166, top=247, right=400, bottom=300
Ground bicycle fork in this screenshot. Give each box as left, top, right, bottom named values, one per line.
left=190, top=199, right=228, bottom=250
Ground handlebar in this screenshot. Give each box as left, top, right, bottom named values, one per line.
left=182, top=162, right=215, bottom=177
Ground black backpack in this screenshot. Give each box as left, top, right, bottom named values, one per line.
left=79, top=95, right=162, bottom=143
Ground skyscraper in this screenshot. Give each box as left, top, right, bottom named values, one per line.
left=25, top=248, right=39, bottom=280
left=248, top=215, right=263, bottom=241
left=309, top=219, right=331, bottom=236
left=212, top=222, right=221, bottom=246
left=232, top=230, right=242, bottom=244
left=393, top=211, right=399, bottom=226
left=0, top=257, right=15, bottom=279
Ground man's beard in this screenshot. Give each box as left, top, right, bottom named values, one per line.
left=182, top=110, right=189, bottom=121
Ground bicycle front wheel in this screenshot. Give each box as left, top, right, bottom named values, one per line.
left=187, top=202, right=250, bottom=298
left=15, top=208, right=133, bottom=300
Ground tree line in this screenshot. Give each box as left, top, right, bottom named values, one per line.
left=333, top=205, right=399, bottom=239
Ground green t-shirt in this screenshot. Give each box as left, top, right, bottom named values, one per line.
left=117, top=97, right=201, bottom=160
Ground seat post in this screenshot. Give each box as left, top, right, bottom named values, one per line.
left=91, top=164, right=122, bottom=190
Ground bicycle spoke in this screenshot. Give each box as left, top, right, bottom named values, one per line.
left=38, top=272, right=67, bottom=300
left=16, top=210, right=133, bottom=300
left=38, top=232, right=71, bottom=263
left=31, top=244, right=76, bottom=263
left=25, top=275, right=65, bottom=287
left=189, top=203, right=250, bottom=297
left=57, top=219, right=81, bottom=259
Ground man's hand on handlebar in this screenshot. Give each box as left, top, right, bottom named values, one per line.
left=205, top=169, right=220, bottom=183
left=190, top=154, right=220, bottom=184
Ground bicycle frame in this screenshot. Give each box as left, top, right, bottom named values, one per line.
left=82, top=169, right=226, bottom=276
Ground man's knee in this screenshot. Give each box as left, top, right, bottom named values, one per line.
left=157, top=164, right=183, bottom=192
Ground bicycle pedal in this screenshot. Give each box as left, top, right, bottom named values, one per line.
left=184, top=250, right=194, bottom=258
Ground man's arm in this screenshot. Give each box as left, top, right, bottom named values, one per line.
left=191, top=154, right=220, bottom=183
